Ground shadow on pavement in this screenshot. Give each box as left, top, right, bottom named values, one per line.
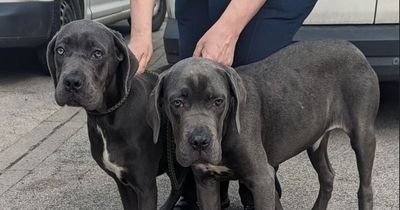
left=0, top=48, right=45, bottom=77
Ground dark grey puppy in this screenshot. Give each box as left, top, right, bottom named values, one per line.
left=47, top=20, right=171, bottom=210
left=149, top=40, right=380, bottom=210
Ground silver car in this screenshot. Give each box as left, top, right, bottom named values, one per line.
left=0, top=0, right=166, bottom=68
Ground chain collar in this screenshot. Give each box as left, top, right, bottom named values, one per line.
left=87, top=84, right=132, bottom=116
left=166, top=121, right=189, bottom=191
left=87, top=70, right=159, bottom=116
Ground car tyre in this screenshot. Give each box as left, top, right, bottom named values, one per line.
left=152, top=0, right=167, bottom=31
left=36, top=0, right=81, bottom=75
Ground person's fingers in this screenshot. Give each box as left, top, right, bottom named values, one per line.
left=136, top=56, right=147, bottom=74
left=221, top=54, right=232, bottom=66
left=201, top=49, right=219, bottom=63
left=226, top=59, right=233, bottom=66
left=193, top=42, right=204, bottom=57
left=136, top=52, right=152, bottom=75
left=133, top=51, right=143, bottom=74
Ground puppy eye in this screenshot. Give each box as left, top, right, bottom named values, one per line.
left=56, top=47, right=65, bottom=55
left=213, top=98, right=224, bottom=107
left=172, top=99, right=184, bottom=108
left=92, top=50, right=103, bottom=59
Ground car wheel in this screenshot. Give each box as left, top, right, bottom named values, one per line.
left=37, top=0, right=80, bottom=75
left=152, top=0, right=167, bottom=31
left=128, top=0, right=166, bottom=32
left=60, top=0, right=78, bottom=25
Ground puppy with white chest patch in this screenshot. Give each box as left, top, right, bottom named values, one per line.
left=47, top=20, right=180, bottom=210
left=149, top=40, right=380, bottom=210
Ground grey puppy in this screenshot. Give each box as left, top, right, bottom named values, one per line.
left=149, top=40, right=380, bottom=210
left=47, top=20, right=176, bottom=210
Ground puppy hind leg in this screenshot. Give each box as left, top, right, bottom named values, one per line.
left=275, top=191, right=283, bottom=210
left=307, top=133, right=334, bottom=210
left=349, top=124, right=376, bottom=210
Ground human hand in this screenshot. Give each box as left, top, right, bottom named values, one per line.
left=128, top=32, right=153, bottom=75
left=193, top=23, right=240, bottom=66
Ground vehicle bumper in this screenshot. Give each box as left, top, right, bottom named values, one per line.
left=294, top=24, right=399, bottom=82
left=164, top=20, right=399, bottom=81
left=0, top=1, right=56, bottom=48
left=163, top=18, right=180, bottom=64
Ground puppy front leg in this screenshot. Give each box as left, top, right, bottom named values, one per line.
left=192, top=166, right=221, bottom=210
left=241, top=163, right=276, bottom=210
left=135, top=181, right=158, bottom=210
left=230, top=142, right=276, bottom=210
left=115, top=180, right=138, bottom=210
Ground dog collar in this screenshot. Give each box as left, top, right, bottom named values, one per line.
left=86, top=70, right=159, bottom=116
left=165, top=121, right=189, bottom=191
left=87, top=84, right=132, bottom=116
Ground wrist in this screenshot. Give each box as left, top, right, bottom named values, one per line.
left=130, top=29, right=151, bottom=42
left=215, top=13, right=246, bottom=39
left=213, top=20, right=241, bottom=41
left=215, top=0, right=267, bottom=38
left=129, top=0, right=153, bottom=41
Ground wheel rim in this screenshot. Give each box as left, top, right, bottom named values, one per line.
left=60, top=0, right=76, bottom=26
left=153, top=0, right=161, bottom=16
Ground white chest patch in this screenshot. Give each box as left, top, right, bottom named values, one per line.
left=96, top=125, right=125, bottom=179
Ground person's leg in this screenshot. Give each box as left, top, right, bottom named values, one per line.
left=175, top=0, right=210, bottom=60
left=233, top=0, right=318, bottom=66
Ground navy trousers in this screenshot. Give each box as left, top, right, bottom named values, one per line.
left=175, top=0, right=317, bottom=206
left=176, top=0, right=317, bottom=67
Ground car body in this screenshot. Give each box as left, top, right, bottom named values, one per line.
left=0, top=0, right=165, bottom=48
left=163, top=0, right=399, bottom=81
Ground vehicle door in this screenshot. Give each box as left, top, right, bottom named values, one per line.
left=375, top=0, right=399, bottom=24
left=304, top=0, right=377, bottom=24
left=120, top=0, right=130, bottom=11
left=89, top=0, right=123, bottom=19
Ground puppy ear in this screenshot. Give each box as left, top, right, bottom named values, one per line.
left=147, top=73, right=166, bottom=144
left=224, top=67, right=247, bottom=134
left=46, top=32, right=59, bottom=88
left=111, top=29, right=138, bottom=95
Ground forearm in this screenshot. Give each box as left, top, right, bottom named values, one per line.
left=215, top=0, right=267, bottom=37
left=130, top=0, right=154, bottom=39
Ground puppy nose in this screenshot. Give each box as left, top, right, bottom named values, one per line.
left=63, top=75, right=82, bottom=91
left=189, top=134, right=211, bottom=151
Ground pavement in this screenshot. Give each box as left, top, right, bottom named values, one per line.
left=0, top=21, right=398, bottom=210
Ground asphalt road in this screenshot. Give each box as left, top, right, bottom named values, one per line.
left=0, top=21, right=398, bottom=209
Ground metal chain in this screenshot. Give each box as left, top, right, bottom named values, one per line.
left=166, top=121, right=189, bottom=191
left=87, top=70, right=157, bottom=116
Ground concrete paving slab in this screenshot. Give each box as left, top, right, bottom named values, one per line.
left=0, top=107, right=81, bottom=172
left=0, top=170, right=28, bottom=195
left=0, top=123, right=397, bottom=209
left=10, top=110, right=85, bottom=171
left=0, top=74, right=61, bottom=153
left=0, top=110, right=85, bottom=197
